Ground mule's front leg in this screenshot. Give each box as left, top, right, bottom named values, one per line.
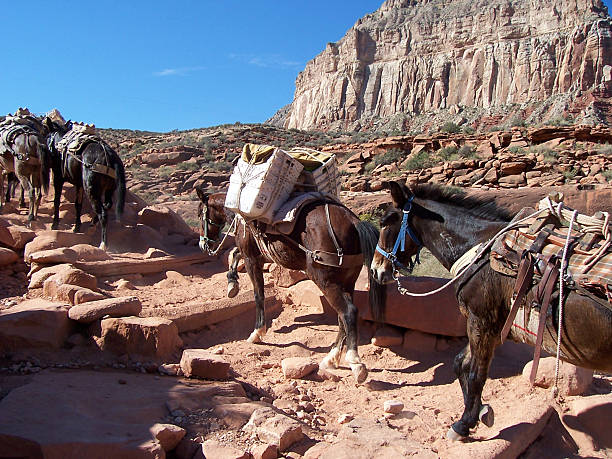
left=320, top=316, right=346, bottom=370
left=226, top=247, right=241, bottom=298
left=341, top=293, right=367, bottom=384
left=51, top=178, right=63, bottom=230
left=243, top=255, right=266, bottom=343
left=448, top=323, right=496, bottom=440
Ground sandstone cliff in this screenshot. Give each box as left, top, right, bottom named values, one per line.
left=282, top=0, right=612, bottom=131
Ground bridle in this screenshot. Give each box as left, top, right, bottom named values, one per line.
left=375, top=195, right=422, bottom=276
left=199, top=203, right=225, bottom=254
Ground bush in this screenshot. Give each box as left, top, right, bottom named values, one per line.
left=462, top=126, right=475, bottom=135
left=602, top=170, right=612, bottom=181
left=373, top=148, right=404, bottom=167
left=509, top=116, right=526, bottom=128
left=440, top=122, right=461, bottom=134
left=437, top=145, right=458, bottom=161
left=598, top=143, right=612, bottom=156
left=404, top=150, right=432, bottom=170
left=458, top=145, right=476, bottom=158
left=546, top=116, right=574, bottom=127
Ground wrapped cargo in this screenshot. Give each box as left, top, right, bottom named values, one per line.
left=225, top=143, right=304, bottom=223
left=289, top=148, right=341, bottom=199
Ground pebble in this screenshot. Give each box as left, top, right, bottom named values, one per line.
left=337, top=414, right=354, bottom=424
left=383, top=399, right=404, bottom=414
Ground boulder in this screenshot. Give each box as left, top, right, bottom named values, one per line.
left=0, top=299, right=73, bottom=350
left=0, top=247, right=18, bottom=266
left=73, top=288, right=106, bottom=305
left=357, top=276, right=466, bottom=337
left=564, top=394, right=612, bottom=452
left=180, top=349, right=231, bottom=380
left=68, top=296, right=142, bottom=323
left=281, top=357, right=318, bottom=379
left=243, top=408, right=303, bottom=452
left=402, top=329, right=438, bottom=353
left=200, top=439, right=249, bottom=459
left=383, top=400, right=404, bottom=414
left=138, top=205, right=195, bottom=237
left=269, top=264, right=308, bottom=288
left=95, top=316, right=183, bottom=360
left=371, top=326, right=404, bottom=348
left=24, top=231, right=91, bottom=261
left=28, top=247, right=78, bottom=265
left=43, top=267, right=98, bottom=292
left=28, top=263, right=73, bottom=289
left=70, top=244, right=112, bottom=262
left=0, top=220, right=35, bottom=250
left=251, top=443, right=278, bottom=459
left=522, top=357, right=593, bottom=396
left=149, top=423, right=186, bottom=452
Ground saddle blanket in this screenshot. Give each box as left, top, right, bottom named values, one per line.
left=0, top=123, right=36, bottom=154
left=56, top=129, right=100, bottom=155
left=268, top=192, right=335, bottom=235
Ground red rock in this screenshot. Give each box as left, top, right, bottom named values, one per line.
left=28, top=263, right=73, bottom=289
left=498, top=173, right=526, bottom=187
left=44, top=267, right=98, bottom=292
left=357, top=276, right=467, bottom=337
left=0, top=247, right=18, bottom=266
left=383, top=399, right=404, bottom=414
left=522, top=357, right=593, bottom=396
left=270, top=264, right=308, bottom=288
left=96, top=316, right=183, bottom=360
left=281, top=357, right=318, bottom=379
left=371, top=326, right=404, bottom=348
left=29, top=247, right=78, bottom=265
left=402, top=329, right=437, bottom=353
left=251, top=443, right=278, bottom=459
left=70, top=244, right=112, bottom=262
left=565, top=394, right=612, bottom=452
left=43, top=282, right=80, bottom=304
left=500, top=161, right=528, bottom=175
left=200, top=439, right=249, bottom=459
left=180, top=348, right=231, bottom=380
left=0, top=299, right=73, bottom=350
left=24, top=231, right=91, bottom=261
left=69, top=296, right=142, bottom=323
left=243, top=408, right=303, bottom=452
left=149, top=423, right=186, bottom=452
left=0, top=222, right=35, bottom=250
left=138, top=205, right=195, bottom=237
left=73, top=288, right=106, bottom=305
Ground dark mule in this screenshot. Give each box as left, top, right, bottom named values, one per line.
left=43, top=117, right=126, bottom=250
left=371, top=181, right=612, bottom=440
left=1, top=172, right=24, bottom=207
left=196, top=189, right=386, bottom=383
left=0, top=126, right=50, bottom=224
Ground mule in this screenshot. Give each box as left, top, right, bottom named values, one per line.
left=371, top=181, right=612, bottom=440
left=43, top=117, right=126, bottom=250
left=196, top=189, right=386, bottom=383
left=0, top=124, right=50, bottom=224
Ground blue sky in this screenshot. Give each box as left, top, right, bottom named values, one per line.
left=1, top=1, right=380, bottom=132
left=2, top=1, right=610, bottom=132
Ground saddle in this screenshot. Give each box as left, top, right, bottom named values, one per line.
left=56, top=128, right=116, bottom=180
left=0, top=122, right=41, bottom=162
left=490, top=194, right=611, bottom=384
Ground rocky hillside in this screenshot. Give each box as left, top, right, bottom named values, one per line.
left=277, top=0, right=612, bottom=132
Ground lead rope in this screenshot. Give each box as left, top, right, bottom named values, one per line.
left=553, top=209, right=578, bottom=398
left=203, top=214, right=238, bottom=256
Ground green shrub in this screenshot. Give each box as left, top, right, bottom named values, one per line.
left=177, top=162, right=200, bottom=171
left=440, top=122, right=461, bottom=134
left=546, top=116, right=574, bottom=127
left=374, top=148, right=404, bottom=166
left=462, top=126, right=475, bottom=135
left=509, top=116, right=526, bottom=128
left=364, top=162, right=376, bottom=174
left=563, top=168, right=578, bottom=181
left=458, top=145, right=476, bottom=158
left=508, top=146, right=525, bottom=155
left=404, top=150, right=432, bottom=170
left=598, top=143, right=612, bottom=156
left=602, top=170, right=612, bottom=181
left=437, top=145, right=458, bottom=161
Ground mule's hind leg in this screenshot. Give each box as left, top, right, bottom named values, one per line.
left=226, top=247, right=241, bottom=298
left=448, top=318, right=497, bottom=440
left=73, top=186, right=84, bottom=232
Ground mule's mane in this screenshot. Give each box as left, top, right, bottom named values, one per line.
left=411, top=183, right=514, bottom=222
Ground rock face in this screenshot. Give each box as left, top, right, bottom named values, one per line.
left=284, top=0, right=612, bottom=130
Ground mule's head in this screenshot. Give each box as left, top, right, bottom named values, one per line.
left=195, top=186, right=226, bottom=253
left=371, top=181, right=443, bottom=284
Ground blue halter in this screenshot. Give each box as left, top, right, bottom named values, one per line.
left=376, top=196, right=422, bottom=272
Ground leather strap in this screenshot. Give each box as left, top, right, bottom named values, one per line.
left=501, top=250, right=535, bottom=343
left=529, top=256, right=560, bottom=384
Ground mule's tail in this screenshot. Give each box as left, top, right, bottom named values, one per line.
left=36, top=136, right=50, bottom=194
left=113, top=155, right=126, bottom=219
left=356, top=220, right=386, bottom=322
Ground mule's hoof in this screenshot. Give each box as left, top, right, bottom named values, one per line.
left=350, top=364, right=368, bottom=384
left=227, top=282, right=239, bottom=298
left=446, top=426, right=466, bottom=442
left=73, top=226, right=81, bottom=233
left=247, top=328, right=265, bottom=344
left=51, top=223, right=59, bottom=230
left=99, top=242, right=107, bottom=251
left=479, top=404, right=494, bottom=427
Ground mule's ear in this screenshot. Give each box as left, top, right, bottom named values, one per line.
left=195, top=186, right=207, bottom=203
left=413, top=203, right=444, bottom=223
left=386, top=181, right=407, bottom=209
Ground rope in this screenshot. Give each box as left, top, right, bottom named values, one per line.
left=553, top=209, right=578, bottom=397
left=202, top=214, right=238, bottom=256
left=394, top=207, right=549, bottom=297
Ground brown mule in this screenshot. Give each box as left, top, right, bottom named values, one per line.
left=196, top=189, right=386, bottom=383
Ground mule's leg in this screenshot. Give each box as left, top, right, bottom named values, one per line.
left=243, top=254, right=266, bottom=343
left=320, top=315, right=346, bottom=370
left=18, top=184, right=25, bottom=208
left=226, top=247, right=241, bottom=298
left=448, top=318, right=497, bottom=440
left=51, top=177, right=63, bottom=230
